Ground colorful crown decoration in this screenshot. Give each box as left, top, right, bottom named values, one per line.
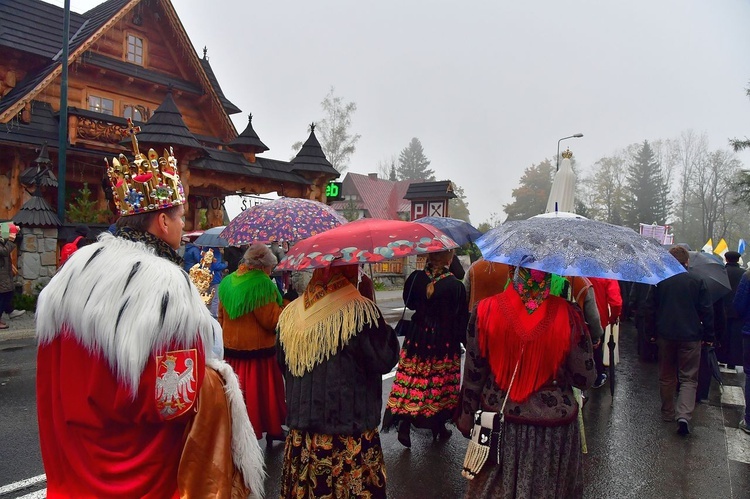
left=561, top=148, right=573, bottom=159
left=106, top=118, right=186, bottom=216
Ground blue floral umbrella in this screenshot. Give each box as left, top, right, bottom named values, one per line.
left=415, top=216, right=482, bottom=246
left=476, top=217, right=685, bottom=285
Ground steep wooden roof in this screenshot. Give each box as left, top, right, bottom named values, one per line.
left=125, top=91, right=203, bottom=149
left=404, top=181, right=456, bottom=200
left=0, top=0, right=237, bottom=138
left=290, top=125, right=339, bottom=177
left=228, top=114, right=269, bottom=154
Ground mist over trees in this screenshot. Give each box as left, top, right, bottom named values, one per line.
left=501, top=129, right=748, bottom=250
left=291, top=86, right=361, bottom=173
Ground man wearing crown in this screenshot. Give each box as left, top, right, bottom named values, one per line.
left=35, top=129, right=265, bottom=498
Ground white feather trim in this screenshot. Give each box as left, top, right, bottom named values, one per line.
left=207, top=358, right=266, bottom=499
left=36, top=233, right=217, bottom=393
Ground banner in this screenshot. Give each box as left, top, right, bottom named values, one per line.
left=738, top=239, right=746, bottom=255
left=714, top=238, right=728, bottom=257
left=702, top=238, right=713, bottom=253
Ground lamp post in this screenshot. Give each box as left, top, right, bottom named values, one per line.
left=57, top=0, right=71, bottom=221
left=556, top=133, right=583, bottom=171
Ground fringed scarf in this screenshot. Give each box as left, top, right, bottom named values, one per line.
left=217, top=266, right=282, bottom=320
left=278, top=267, right=380, bottom=377
left=477, top=285, right=571, bottom=403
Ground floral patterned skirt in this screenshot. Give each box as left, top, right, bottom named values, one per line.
left=383, top=341, right=461, bottom=429
left=280, top=428, right=387, bottom=499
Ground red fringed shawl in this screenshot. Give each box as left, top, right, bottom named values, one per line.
left=477, top=287, right=572, bottom=403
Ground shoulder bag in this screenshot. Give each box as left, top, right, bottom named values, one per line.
left=394, top=277, right=416, bottom=337
left=461, top=348, right=522, bottom=480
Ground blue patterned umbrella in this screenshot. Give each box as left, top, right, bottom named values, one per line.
left=476, top=217, right=685, bottom=284
left=415, top=216, right=482, bottom=246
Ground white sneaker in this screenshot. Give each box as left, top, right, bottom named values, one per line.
left=8, top=309, right=26, bottom=319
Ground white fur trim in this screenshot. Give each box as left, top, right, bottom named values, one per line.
left=208, top=358, right=266, bottom=498
left=36, top=233, right=216, bottom=393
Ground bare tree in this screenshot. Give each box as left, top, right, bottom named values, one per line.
left=291, top=87, right=361, bottom=173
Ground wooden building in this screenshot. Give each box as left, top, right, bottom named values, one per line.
left=0, top=0, right=339, bottom=231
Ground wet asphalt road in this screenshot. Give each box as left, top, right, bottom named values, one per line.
left=1, top=293, right=748, bottom=498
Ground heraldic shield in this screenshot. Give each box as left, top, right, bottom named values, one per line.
left=155, top=349, right=198, bottom=420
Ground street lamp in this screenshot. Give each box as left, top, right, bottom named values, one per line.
left=556, top=133, right=583, bottom=171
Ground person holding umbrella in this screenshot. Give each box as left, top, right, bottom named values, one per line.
left=647, top=246, right=714, bottom=435
left=383, top=249, right=469, bottom=447
left=277, top=264, right=399, bottom=497
left=457, top=266, right=596, bottom=497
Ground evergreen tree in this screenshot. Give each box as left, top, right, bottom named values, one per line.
left=67, top=183, right=111, bottom=223
left=397, top=138, right=435, bottom=181
left=622, top=141, right=671, bottom=228
left=503, top=159, right=555, bottom=221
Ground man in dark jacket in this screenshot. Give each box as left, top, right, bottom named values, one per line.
left=731, top=263, right=750, bottom=435
left=722, top=251, right=745, bottom=369
left=648, top=246, right=714, bottom=435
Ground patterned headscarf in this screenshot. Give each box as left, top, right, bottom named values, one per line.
left=512, top=266, right=551, bottom=314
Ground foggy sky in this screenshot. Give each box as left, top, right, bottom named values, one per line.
left=51, top=0, right=750, bottom=225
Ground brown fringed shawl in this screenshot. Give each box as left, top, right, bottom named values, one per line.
left=278, top=268, right=380, bottom=377
left=477, top=287, right=572, bottom=403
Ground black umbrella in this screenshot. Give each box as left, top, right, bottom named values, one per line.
left=687, top=251, right=731, bottom=302
left=607, top=324, right=616, bottom=399
left=703, top=344, right=723, bottom=386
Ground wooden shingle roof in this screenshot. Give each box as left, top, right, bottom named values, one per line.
left=228, top=114, right=269, bottom=154
left=403, top=181, right=456, bottom=200
left=199, top=52, right=241, bottom=115
left=124, top=91, right=203, bottom=149
left=190, top=148, right=310, bottom=185
left=290, top=125, right=339, bottom=177
left=12, top=192, right=62, bottom=227
left=0, top=0, right=134, bottom=118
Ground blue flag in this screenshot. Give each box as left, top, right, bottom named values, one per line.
left=738, top=239, right=746, bottom=255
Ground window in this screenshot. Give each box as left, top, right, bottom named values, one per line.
left=126, top=34, right=144, bottom=65
left=123, top=105, right=144, bottom=121
left=88, top=95, right=114, bottom=115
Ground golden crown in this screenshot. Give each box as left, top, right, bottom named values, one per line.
left=105, top=118, right=186, bottom=217
left=561, top=148, right=573, bottom=159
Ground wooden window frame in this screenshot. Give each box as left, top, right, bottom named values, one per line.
left=87, top=94, right=115, bottom=116
left=124, top=32, right=147, bottom=67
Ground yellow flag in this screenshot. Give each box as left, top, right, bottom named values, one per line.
left=701, top=238, right=713, bottom=253
left=714, top=238, right=728, bottom=257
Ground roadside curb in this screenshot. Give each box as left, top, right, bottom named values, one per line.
left=0, top=328, right=35, bottom=342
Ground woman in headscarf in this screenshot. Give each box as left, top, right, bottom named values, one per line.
left=457, top=266, right=596, bottom=498
left=217, top=243, right=287, bottom=444
left=277, top=264, right=399, bottom=498
left=383, top=249, right=469, bottom=447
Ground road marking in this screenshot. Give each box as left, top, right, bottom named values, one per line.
left=720, top=386, right=745, bottom=406
left=16, top=490, right=46, bottom=499
left=0, top=474, right=46, bottom=495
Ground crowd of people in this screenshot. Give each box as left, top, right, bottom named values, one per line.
left=24, top=144, right=749, bottom=497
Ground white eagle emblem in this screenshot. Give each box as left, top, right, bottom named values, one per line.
left=155, top=349, right=198, bottom=419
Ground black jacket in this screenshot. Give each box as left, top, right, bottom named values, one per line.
left=648, top=270, right=714, bottom=343
left=278, top=315, right=399, bottom=435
